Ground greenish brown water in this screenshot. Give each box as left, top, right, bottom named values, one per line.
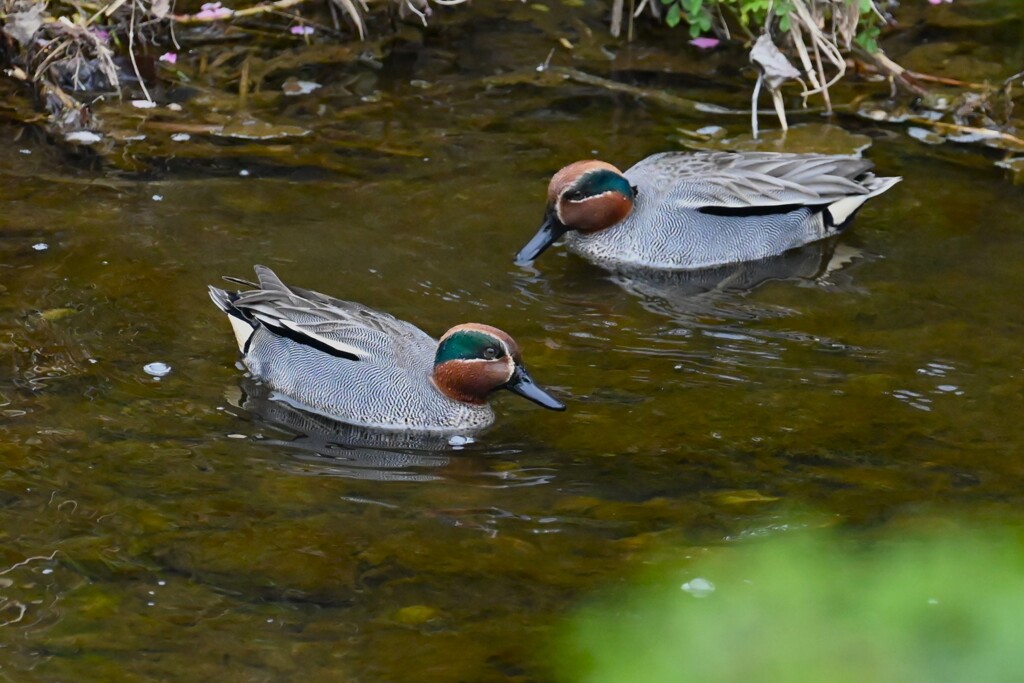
left=1, top=2, right=1023, bottom=680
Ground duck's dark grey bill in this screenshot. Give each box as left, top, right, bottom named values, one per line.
left=514, top=211, right=567, bottom=265
left=504, top=365, right=566, bottom=411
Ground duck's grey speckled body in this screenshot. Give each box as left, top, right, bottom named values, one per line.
left=524, top=152, right=901, bottom=270
left=210, top=267, right=494, bottom=432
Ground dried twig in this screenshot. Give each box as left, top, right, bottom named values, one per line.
left=128, top=0, right=151, bottom=101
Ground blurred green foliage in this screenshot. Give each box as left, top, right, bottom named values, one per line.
left=555, top=529, right=1024, bottom=682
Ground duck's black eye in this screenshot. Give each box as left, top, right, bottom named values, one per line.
left=482, top=345, right=500, bottom=360
left=564, top=190, right=586, bottom=202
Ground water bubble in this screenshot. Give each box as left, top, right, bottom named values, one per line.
left=681, top=577, right=715, bottom=598
left=144, top=362, right=171, bottom=378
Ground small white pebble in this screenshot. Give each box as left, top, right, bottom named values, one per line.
left=131, top=99, right=158, bottom=109
left=65, top=130, right=102, bottom=144
left=19, top=149, right=31, bottom=155
left=239, top=169, right=250, bottom=177
left=42, top=568, right=53, bottom=575
left=167, top=103, right=183, bottom=112
left=695, top=125, right=725, bottom=136
left=171, top=133, right=191, bottom=142
left=152, top=194, right=163, bottom=202
left=32, top=243, right=49, bottom=251
left=157, top=580, right=166, bottom=586
left=227, top=433, right=247, bottom=439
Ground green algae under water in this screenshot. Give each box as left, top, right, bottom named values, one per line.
left=1, top=2, right=1024, bottom=680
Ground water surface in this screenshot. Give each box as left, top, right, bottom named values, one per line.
left=1, top=3, right=1023, bottom=679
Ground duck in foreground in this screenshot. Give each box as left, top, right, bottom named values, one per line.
left=515, top=151, right=901, bottom=271
left=209, top=266, right=564, bottom=433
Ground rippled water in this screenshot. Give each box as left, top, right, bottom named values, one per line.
left=2, top=2, right=1023, bottom=679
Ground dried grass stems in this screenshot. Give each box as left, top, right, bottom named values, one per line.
left=0, top=0, right=464, bottom=130
left=748, top=0, right=866, bottom=137
left=612, top=0, right=897, bottom=137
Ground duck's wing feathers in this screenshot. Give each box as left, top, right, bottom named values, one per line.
left=627, top=152, right=895, bottom=212
left=225, top=265, right=434, bottom=363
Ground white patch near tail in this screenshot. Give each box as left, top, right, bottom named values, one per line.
left=826, top=176, right=902, bottom=227
left=228, top=315, right=255, bottom=352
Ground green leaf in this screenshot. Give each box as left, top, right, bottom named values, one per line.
left=779, top=14, right=790, bottom=31
left=681, top=0, right=702, bottom=13
left=855, top=25, right=880, bottom=53
left=666, top=3, right=681, bottom=28
left=688, top=21, right=702, bottom=37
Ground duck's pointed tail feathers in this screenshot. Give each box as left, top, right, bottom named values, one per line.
left=208, top=285, right=256, bottom=353
left=825, top=175, right=902, bottom=229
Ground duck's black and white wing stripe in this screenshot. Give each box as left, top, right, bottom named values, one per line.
left=209, top=265, right=432, bottom=363
left=628, top=152, right=901, bottom=224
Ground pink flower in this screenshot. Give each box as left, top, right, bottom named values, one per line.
left=91, top=29, right=110, bottom=41
left=689, top=37, right=720, bottom=49
left=196, top=2, right=233, bottom=19
left=289, top=25, right=314, bottom=35
left=159, top=52, right=177, bottom=64
left=928, top=0, right=953, bottom=4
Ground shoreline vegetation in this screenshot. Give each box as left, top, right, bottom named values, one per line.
left=0, top=0, right=1021, bottom=177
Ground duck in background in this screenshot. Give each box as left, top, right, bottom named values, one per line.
left=515, top=151, right=900, bottom=271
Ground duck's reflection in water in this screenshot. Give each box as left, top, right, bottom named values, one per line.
left=609, top=240, right=865, bottom=324
left=226, top=379, right=462, bottom=483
